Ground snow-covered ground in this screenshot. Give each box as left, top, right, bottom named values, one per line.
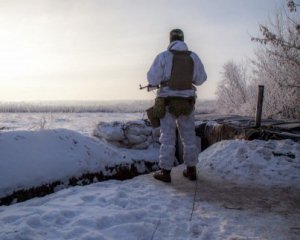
left=0, top=129, right=159, bottom=199
left=198, top=139, right=300, bottom=190
left=0, top=112, right=143, bottom=136
left=0, top=112, right=300, bottom=239
left=0, top=165, right=299, bottom=240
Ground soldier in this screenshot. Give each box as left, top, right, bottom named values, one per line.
left=147, top=29, right=207, bottom=182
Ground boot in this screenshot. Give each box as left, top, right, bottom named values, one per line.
left=183, top=166, right=197, bottom=181
left=153, top=169, right=171, bottom=183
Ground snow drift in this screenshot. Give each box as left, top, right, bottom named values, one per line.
left=0, top=129, right=159, bottom=204
left=198, top=139, right=300, bottom=189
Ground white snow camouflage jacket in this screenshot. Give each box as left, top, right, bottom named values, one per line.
left=147, top=40, right=207, bottom=98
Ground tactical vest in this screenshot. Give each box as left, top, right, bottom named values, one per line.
left=167, top=50, right=194, bottom=90
left=148, top=50, right=196, bottom=123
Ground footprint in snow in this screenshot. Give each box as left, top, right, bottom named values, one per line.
left=80, top=195, right=96, bottom=202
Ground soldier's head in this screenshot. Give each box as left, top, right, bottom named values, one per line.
left=170, top=29, right=184, bottom=43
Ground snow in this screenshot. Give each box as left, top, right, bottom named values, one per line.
left=95, top=121, right=125, bottom=141
left=0, top=129, right=158, bottom=198
left=93, top=120, right=160, bottom=149
left=0, top=112, right=300, bottom=239
left=0, top=165, right=299, bottom=240
left=1, top=112, right=143, bottom=136
left=198, top=139, right=300, bottom=189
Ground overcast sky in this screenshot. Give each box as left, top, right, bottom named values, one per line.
left=0, top=0, right=283, bottom=101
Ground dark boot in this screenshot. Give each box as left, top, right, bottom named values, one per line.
left=153, top=169, right=171, bottom=183
left=183, top=166, right=197, bottom=181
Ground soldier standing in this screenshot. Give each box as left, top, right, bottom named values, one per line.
left=147, top=29, right=207, bottom=182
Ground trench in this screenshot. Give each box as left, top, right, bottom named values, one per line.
left=194, top=115, right=300, bottom=151
left=0, top=160, right=158, bottom=206
left=2, top=115, right=299, bottom=206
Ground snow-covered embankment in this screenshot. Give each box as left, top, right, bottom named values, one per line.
left=0, top=121, right=160, bottom=205
left=197, top=139, right=300, bottom=189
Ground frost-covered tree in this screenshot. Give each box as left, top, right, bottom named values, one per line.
left=251, top=0, right=300, bottom=118
left=251, top=50, right=292, bottom=118
left=216, top=61, right=251, bottom=114
left=217, top=1, right=300, bottom=119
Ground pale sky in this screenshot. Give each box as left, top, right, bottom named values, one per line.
left=0, top=0, right=282, bottom=101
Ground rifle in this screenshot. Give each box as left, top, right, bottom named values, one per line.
left=139, top=84, right=159, bottom=92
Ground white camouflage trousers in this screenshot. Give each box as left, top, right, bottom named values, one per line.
left=159, top=110, right=198, bottom=170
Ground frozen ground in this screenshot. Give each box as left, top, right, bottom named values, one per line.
left=0, top=112, right=300, bottom=239
left=0, top=165, right=299, bottom=240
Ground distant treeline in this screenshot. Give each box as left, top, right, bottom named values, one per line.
left=0, top=100, right=217, bottom=114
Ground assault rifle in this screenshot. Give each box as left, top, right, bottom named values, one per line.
left=139, top=84, right=159, bottom=92
left=140, top=82, right=197, bottom=91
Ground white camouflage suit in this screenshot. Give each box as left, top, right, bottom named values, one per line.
left=147, top=40, right=207, bottom=170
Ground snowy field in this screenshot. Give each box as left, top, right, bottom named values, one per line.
left=0, top=100, right=216, bottom=135
left=0, top=109, right=300, bottom=240
left=0, top=112, right=144, bottom=136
